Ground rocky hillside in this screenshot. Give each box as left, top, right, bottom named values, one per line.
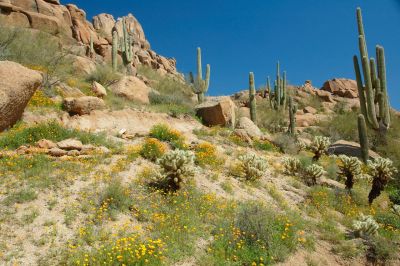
left=0, top=2, right=399, bottom=266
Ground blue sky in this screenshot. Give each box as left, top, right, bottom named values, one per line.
left=66, top=0, right=400, bottom=109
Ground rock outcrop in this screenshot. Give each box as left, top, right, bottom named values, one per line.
left=0, top=61, right=42, bottom=131
left=0, top=0, right=178, bottom=75
left=63, top=96, right=106, bottom=115
left=328, top=140, right=380, bottom=160
left=108, top=76, right=152, bottom=104
left=195, top=97, right=236, bottom=127
left=321, top=78, right=358, bottom=99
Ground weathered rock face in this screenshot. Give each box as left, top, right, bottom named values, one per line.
left=321, top=78, right=358, bottom=99
left=63, top=96, right=106, bottom=115
left=195, top=97, right=236, bottom=127
left=0, top=0, right=178, bottom=75
left=235, top=117, right=263, bottom=139
left=328, top=140, right=380, bottom=160
left=0, top=61, right=42, bottom=131
left=91, top=81, right=107, bottom=98
left=109, top=76, right=152, bottom=104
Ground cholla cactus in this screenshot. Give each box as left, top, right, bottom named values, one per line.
left=156, top=150, right=195, bottom=191
left=282, top=157, right=301, bottom=176
left=296, top=139, right=307, bottom=151
left=352, top=214, right=379, bottom=238
left=309, top=136, right=331, bottom=161
left=338, top=155, right=362, bottom=190
left=367, top=158, right=398, bottom=204
left=238, top=153, right=268, bottom=181
left=303, top=164, right=325, bottom=186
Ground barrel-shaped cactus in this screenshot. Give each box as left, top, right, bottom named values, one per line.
left=249, top=72, right=257, bottom=123
left=191, top=47, right=210, bottom=103
left=353, top=7, right=391, bottom=131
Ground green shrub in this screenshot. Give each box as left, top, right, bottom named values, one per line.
left=273, top=133, right=299, bottom=154
left=0, top=121, right=114, bottom=150
left=98, top=181, right=132, bottom=216
left=140, top=138, right=167, bottom=161
left=0, top=24, right=74, bottom=92
left=254, top=139, right=276, bottom=151
left=3, top=188, right=37, bottom=206
left=85, top=64, right=120, bottom=86
left=149, top=124, right=187, bottom=149
left=208, top=202, right=307, bottom=264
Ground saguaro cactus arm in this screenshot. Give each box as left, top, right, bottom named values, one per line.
left=249, top=72, right=257, bottom=123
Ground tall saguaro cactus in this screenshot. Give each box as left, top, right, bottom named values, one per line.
left=353, top=7, right=391, bottom=131
left=249, top=72, right=257, bottom=123
left=121, top=18, right=134, bottom=75
left=270, top=61, right=287, bottom=110
left=358, top=114, right=369, bottom=163
left=112, top=30, right=118, bottom=72
left=288, top=96, right=297, bottom=136
left=191, top=47, right=210, bottom=103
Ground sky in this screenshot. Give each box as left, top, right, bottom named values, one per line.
left=66, top=0, right=400, bottom=109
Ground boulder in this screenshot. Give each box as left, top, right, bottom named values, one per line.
left=108, top=76, right=152, bottom=104
left=91, top=81, right=107, bottom=98
left=48, top=147, right=67, bottom=157
left=195, top=97, right=236, bottom=127
left=238, top=107, right=251, bottom=119
left=63, top=96, right=106, bottom=115
left=321, top=78, right=358, bottom=99
left=92, top=13, right=115, bottom=43
left=328, top=140, right=380, bottom=160
left=57, top=83, right=85, bottom=98
left=36, top=139, right=56, bottom=149
left=68, top=55, right=96, bottom=75
left=57, top=138, right=83, bottom=151
left=235, top=117, right=263, bottom=139
left=303, top=106, right=317, bottom=114
left=316, top=89, right=335, bottom=103
left=0, top=61, right=42, bottom=131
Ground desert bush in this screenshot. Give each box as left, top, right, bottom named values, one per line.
left=0, top=24, right=74, bottom=92
left=98, top=181, right=132, bottom=217
left=238, top=153, right=268, bottom=181
left=154, top=150, right=195, bottom=191
left=149, top=124, right=187, bottom=149
left=0, top=121, right=114, bottom=149
left=393, top=205, right=400, bottom=216
left=257, top=103, right=287, bottom=133
left=193, top=142, right=222, bottom=167
left=303, top=164, right=325, bottom=186
left=367, top=158, right=398, bottom=204
left=309, top=136, right=331, bottom=161
left=337, top=155, right=362, bottom=190
left=85, top=63, right=120, bottom=86
left=140, top=138, right=167, bottom=161
left=352, top=214, right=379, bottom=238
left=254, top=139, right=276, bottom=151
left=232, top=202, right=306, bottom=262
left=283, top=157, right=301, bottom=176
left=274, top=133, right=299, bottom=154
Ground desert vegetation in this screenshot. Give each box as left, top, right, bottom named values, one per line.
left=0, top=2, right=399, bottom=266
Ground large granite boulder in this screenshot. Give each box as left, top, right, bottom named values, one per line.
left=63, top=96, right=106, bottom=115
left=321, top=78, right=358, bottom=99
left=328, top=140, right=380, bottom=160
left=0, top=61, right=42, bottom=131
left=195, top=97, right=236, bottom=127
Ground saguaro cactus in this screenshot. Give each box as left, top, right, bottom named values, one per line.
left=270, top=62, right=287, bottom=110
left=191, top=47, right=210, bottom=103
left=265, top=76, right=271, bottom=98
left=358, top=114, right=369, bottom=163
left=249, top=72, right=257, bottom=123
left=121, top=18, right=134, bottom=75
left=112, top=30, right=118, bottom=72
left=288, top=96, right=297, bottom=136
left=353, top=7, right=391, bottom=131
